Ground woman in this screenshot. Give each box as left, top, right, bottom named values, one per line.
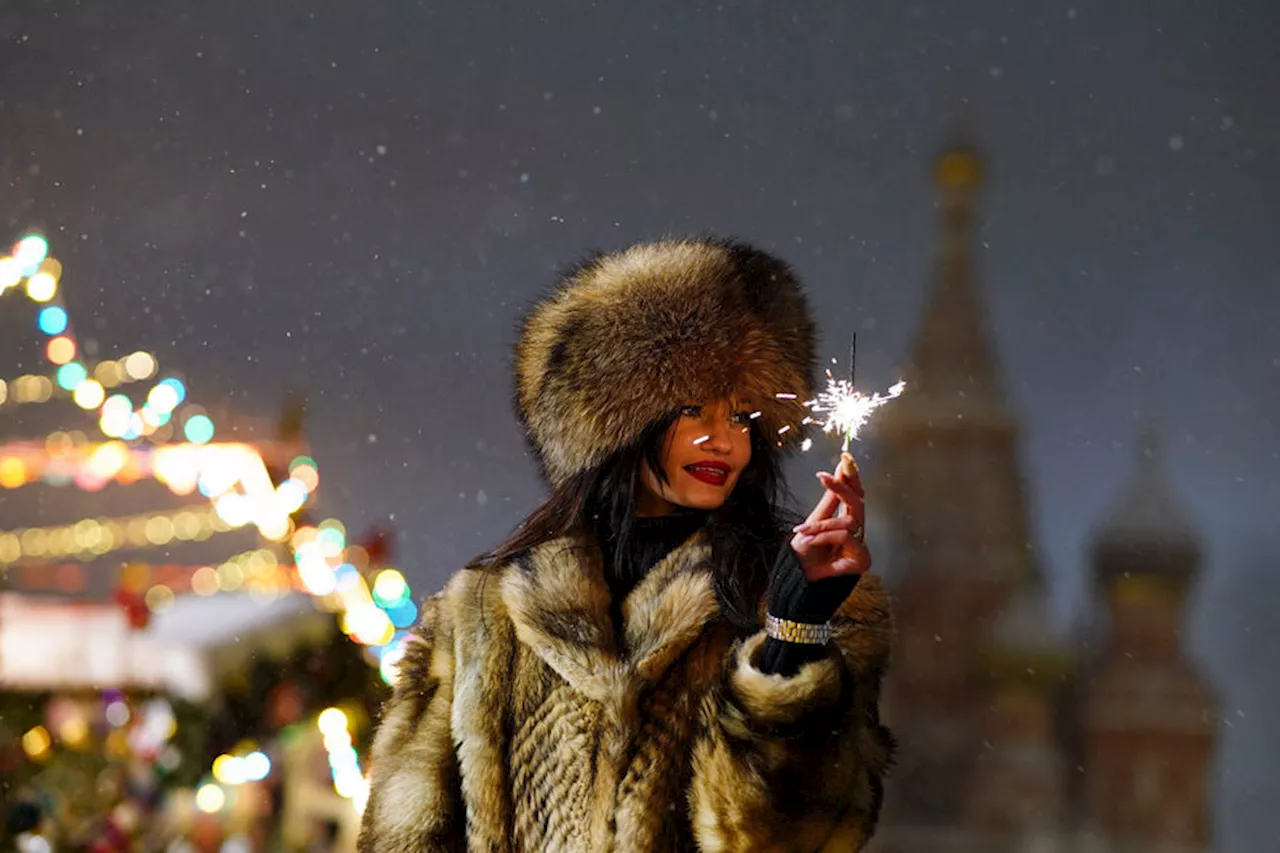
left=358, top=238, right=894, bottom=852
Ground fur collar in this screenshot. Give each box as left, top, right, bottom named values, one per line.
left=500, top=532, right=722, bottom=702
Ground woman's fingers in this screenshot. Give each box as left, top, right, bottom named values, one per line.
left=803, top=474, right=842, bottom=525
left=817, top=471, right=864, bottom=504
left=817, top=475, right=865, bottom=531
left=795, top=454, right=873, bottom=582
left=794, top=513, right=863, bottom=536
left=795, top=529, right=859, bottom=550
left=840, top=456, right=866, bottom=495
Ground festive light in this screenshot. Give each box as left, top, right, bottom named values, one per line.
left=94, top=359, right=123, bottom=386
left=21, top=375, right=53, bottom=403
left=345, top=603, right=396, bottom=646
left=317, top=708, right=349, bottom=738
left=5, top=233, right=427, bottom=802
left=59, top=715, right=90, bottom=748
left=0, top=504, right=228, bottom=566
left=195, top=784, right=226, bottom=813
left=317, top=708, right=367, bottom=812
left=243, top=750, right=271, bottom=782
left=0, top=437, right=304, bottom=538
left=56, top=362, right=87, bottom=391
left=144, top=584, right=176, bottom=612
left=191, top=565, right=220, bottom=596
left=0, top=256, right=21, bottom=290
left=372, top=569, right=408, bottom=606
left=148, top=379, right=183, bottom=412
left=26, top=271, right=57, bottom=301
left=123, top=350, right=157, bottom=380
left=277, top=477, right=309, bottom=512
left=22, top=726, right=52, bottom=760
left=289, top=457, right=320, bottom=492
left=386, top=599, right=418, bottom=628
left=184, top=413, right=215, bottom=443
left=99, top=394, right=133, bottom=436
left=38, top=305, right=68, bottom=335
left=804, top=372, right=907, bottom=451
left=14, top=234, right=49, bottom=272
left=297, top=551, right=337, bottom=596
left=0, top=362, right=154, bottom=413
left=213, top=754, right=249, bottom=785
left=46, top=336, right=76, bottom=365
left=105, top=700, right=131, bottom=728
left=799, top=337, right=907, bottom=452
left=0, top=458, right=25, bottom=489
left=73, top=378, right=105, bottom=410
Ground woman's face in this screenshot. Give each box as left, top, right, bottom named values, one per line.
left=637, top=399, right=755, bottom=516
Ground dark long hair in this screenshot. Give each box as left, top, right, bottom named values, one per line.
left=469, top=410, right=795, bottom=631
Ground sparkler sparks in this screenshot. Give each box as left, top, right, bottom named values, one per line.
left=804, top=371, right=907, bottom=451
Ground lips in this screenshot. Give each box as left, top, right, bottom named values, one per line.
left=684, top=461, right=730, bottom=486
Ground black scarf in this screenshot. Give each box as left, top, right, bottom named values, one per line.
left=597, top=508, right=710, bottom=633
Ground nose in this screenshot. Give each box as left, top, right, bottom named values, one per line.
left=697, top=412, right=735, bottom=454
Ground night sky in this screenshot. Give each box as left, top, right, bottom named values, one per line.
left=2, top=1, right=1277, bottom=846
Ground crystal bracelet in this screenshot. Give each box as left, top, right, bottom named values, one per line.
left=764, top=614, right=833, bottom=645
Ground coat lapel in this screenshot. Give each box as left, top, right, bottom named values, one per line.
left=500, top=532, right=721, bottom=700
left=622, top=535, right=721, bottom=682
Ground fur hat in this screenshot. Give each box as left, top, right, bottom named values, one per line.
left=516, top=237, right=817, bottom=485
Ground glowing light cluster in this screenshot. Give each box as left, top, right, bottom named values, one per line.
left=803, top=372, right=908, bottom=451
left=293, top=522, right=399, bottom=646
left=0, top=438, right=306, bottom=539
left=318, top=707, right=369, bottom=814
left=212, top=750, right=272, bottom=785
left=0, top=235, right=233, bottom=461
left=21, top=695, right=178, bottom=777
left=0, top=505, right=227, bottom=566
left=6, top=232, right=423, bottom=799
left=195, top=783, right=226, bottom=813
left=22, top=725, right=53, bottom=760
left=285, top=516, right=418, bottom=679
left=0, top=358, right=159, bottom=414
left=3, top=233, right=322, bottom=559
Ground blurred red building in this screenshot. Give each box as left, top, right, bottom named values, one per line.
left=869, top=142, right=1218, bottom=853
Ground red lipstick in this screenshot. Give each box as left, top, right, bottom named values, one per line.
left=684, top=460, right=730, bottom=486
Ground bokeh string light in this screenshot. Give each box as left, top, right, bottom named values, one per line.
left=317, top=707, right=370, bottom=815
left=1, top=232, right=416, bottom=673
left=4, top=232, right=425, bottom=807
left=0, top=504, right=230, bottom=565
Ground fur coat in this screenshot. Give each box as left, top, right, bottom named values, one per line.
left=358, top=531, right=894, bottom=852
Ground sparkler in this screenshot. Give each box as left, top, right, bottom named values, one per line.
left=802, top=334, right=907, bottom=477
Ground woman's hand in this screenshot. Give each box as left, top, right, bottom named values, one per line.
left=790, top=454, right=871, bottom=582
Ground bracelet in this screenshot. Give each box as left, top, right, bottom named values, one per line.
left=764, top=614, right=833, bottom=646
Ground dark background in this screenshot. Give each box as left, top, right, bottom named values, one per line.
left=2, top=1, right=1276, bottom=846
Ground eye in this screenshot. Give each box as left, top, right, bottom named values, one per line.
left=731, top=410, right=753, bottom=426
left=680, top=405, right=703, bottom=418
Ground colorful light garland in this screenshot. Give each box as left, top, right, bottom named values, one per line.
left=0, top=504, right=229, bottom=566
left=318, top=707, right=369, bottom=814
left=5, top=231, right=423, bottom=810
left=5, top=231, right=428, bottom=682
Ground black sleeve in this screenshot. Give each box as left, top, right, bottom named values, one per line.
left=758, top=544, right=860, bottom=677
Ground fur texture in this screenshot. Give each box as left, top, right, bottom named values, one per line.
left=515, top=238, right=818, bottom=485
left=358, top=534, right=895, bottom=852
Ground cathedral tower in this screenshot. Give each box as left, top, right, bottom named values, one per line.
left=1081, top=425, right=1217, bottom=849
left=875, top=139, right=1046, bottom=828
